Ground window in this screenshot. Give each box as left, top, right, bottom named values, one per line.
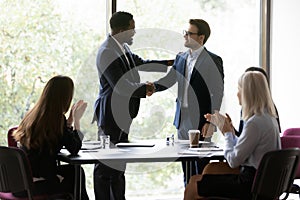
left=0, top=0, right=105, bottom=198
left=1, top=0, right=261, bottom=199
left=0, top=0, right=104, bottom=141
left=271, top=0, right=300, bottom=133
left=117, top=0, right=259, bottom=198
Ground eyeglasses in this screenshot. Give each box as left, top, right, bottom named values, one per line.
left=183, top=30, right=198, bottom=36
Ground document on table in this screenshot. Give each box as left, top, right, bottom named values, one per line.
left=115, top=142, right=155, bottom=147
left=188, top=147, right=223, bottom=151
left=178, top=147, right=223, bottom=156
left=178, top=150, right=212, bottom=156
left=81, top=141, right=102, bottom=150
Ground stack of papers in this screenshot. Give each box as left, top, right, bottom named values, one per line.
left=178, top=147, right=223, bottom=156
left=178, top=150, right=212, bottom=156
left=115, top=143, right=155, bottom=147
left=188, top=147, right=223, bottom=151
left=81, top=141, right=102, bottom=150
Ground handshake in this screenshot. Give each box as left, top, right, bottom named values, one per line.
left=146, top=81, right=155, bottom=96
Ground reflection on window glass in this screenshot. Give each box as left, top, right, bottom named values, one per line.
left=117, top=0, right=259, bottom=198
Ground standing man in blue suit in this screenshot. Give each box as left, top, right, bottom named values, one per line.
left=152, top=19, right=224, bottom=185
left=93, top=11, right=172, bottom=200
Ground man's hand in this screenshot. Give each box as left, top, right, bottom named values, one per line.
left=146, top=81, right=155, bottom=96
left=167, top=59, right=174, bottom=66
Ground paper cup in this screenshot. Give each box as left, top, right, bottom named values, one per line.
left=188, top=130, right=200, bottom=147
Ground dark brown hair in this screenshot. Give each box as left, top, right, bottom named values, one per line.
left=13, top=75, right=74, bottom=153
left=189, top=19, right=211, bottom=44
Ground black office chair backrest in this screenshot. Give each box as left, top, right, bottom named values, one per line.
left=0, top=146, right=34, bottom=199
left=7, top=126, right=18, bottom=147
left=0, top=146, right=74, bottom=200
left=251, top=148, right=300, bottom=200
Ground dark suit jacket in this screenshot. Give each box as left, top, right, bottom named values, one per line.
left=93, top=35, right=169, bottom=139
left=154, top=48, right=224, bottom=139
left=21, top=117, right=82, bottom=182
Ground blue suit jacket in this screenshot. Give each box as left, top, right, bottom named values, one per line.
left=154, top=48, right=224, bottom=138
left=93, top=35, right=169, bottom=139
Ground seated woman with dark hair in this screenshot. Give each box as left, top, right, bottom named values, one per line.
left=184, top=71, right=281, bottom=200
left=13, top=75, right=89, bottom=200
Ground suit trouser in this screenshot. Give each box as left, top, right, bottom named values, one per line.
left=94, top=125, right=128, bottom=200
left=94, top=162, right=126, bottom=200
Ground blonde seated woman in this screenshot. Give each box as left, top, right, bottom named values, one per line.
left=184, top=71, right=281, bottom=200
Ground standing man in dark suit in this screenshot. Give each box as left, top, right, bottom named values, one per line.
left=93, top=11, right=172, bottom=200
left=152, top=19, right=224, bottom=185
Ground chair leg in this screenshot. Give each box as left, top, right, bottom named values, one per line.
left=26, top=190, right=33, bottom=200
left=290, top=184, right=300, bottom=194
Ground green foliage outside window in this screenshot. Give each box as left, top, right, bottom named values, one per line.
left=0, top=0, right=182, bottom=198
left=0, top=0, right=100, bottom=144
left=1, top=0, right=258, bottom=198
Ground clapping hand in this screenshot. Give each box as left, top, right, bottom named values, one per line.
left=72, top=100, right=87, bottom=122
left=67, top=103, right=75, bottom=127
left=67, top=100, right=87, bottom=130
left=204, top=111, right=233, bottom=135
left=201, top=123, right=215, bottom=138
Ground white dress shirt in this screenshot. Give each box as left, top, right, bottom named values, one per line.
left=182, top=46, right=204, bottom=107
left=111, top=35, right=130, bottom=65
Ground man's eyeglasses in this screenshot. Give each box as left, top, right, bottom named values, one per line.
left=183, top=30, right=199, bottom=36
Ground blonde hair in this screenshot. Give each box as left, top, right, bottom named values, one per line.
left=239, top=71, right=276, bottom=120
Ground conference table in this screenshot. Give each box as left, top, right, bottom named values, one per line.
left=58, top=139, right=224, bottom=200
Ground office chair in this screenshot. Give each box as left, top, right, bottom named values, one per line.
left=0, top=146, right=73, bottom=200
left=7, top=126, right=18, bottom=147
left=283, top=128, right=300, bottom=137
left=198, top=148, right=300, bottom=200
left=7, top=126, right=63, bottom=173
left=281, top=129, right=300, bottom=197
